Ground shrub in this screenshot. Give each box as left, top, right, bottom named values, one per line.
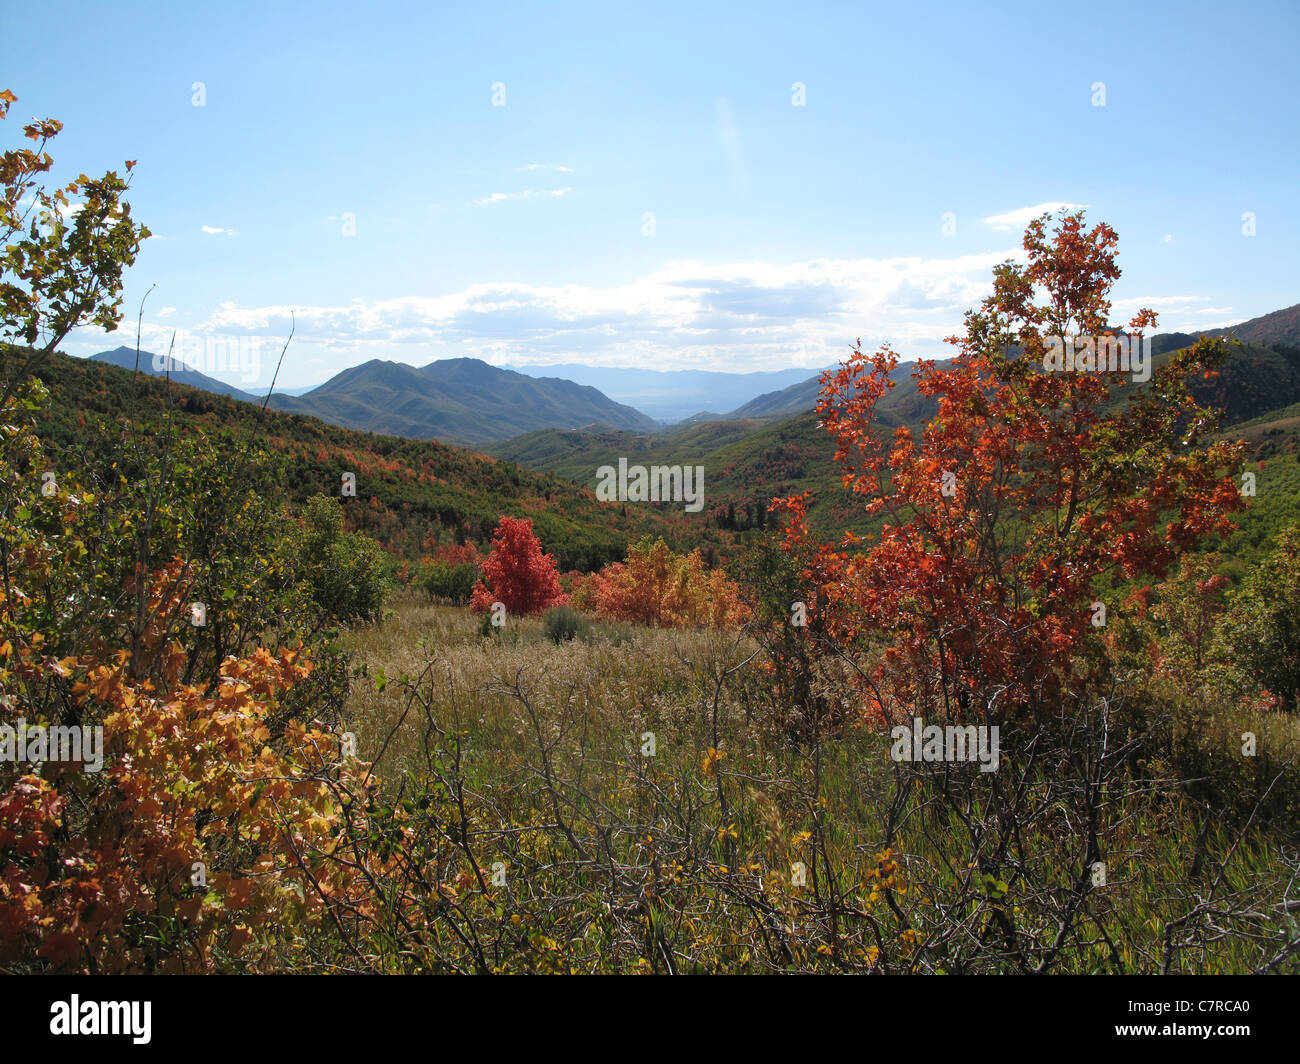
left=298, top=494, right=394, bottom=624
left=469, top=516, right=566, bottom=616
left=585, top=537, right=750, bottom=629
left=417, top=559, right=478, bottom=605
left=543, top=605, right=587, bottom=644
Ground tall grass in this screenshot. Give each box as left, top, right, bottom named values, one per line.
left=319, top=593, right=1300, bottom=973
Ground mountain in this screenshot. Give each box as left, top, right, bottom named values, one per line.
left=724, top=374, right=822, bottom=419
left=30, top=347, right=696, bottom=572
left=724, top=360, right=939, bottom=421
left=89, top=349, right=660, bottom=446
left=504, top=363, right=829, bottom=423
left=90, top=346, right=258, bottom=401
left=722, top=305, right=1300, bottom=421
left=1209, top=302, right=1300, bottom=348
left=263, top=357, right=658, bottom=444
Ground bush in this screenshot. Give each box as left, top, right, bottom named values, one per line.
left=298, top=494, right=394, bottom=624
left=543, top=605, right=587, bottom=644
left=585, top=536, right=750, bottom=629
left=417, top=560, right=478, bottom=604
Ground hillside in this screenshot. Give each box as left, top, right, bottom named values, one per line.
left=264, top=356, right=658, bottom=443
left=31, top=348, right=702, bottom=571
left=494, top=336, right=1300, bottom=551
left=1209, top=301, right=1300, bottom=348
left=723, top=307, right=1300, bottom=421
left=505, top=363, right=827, bottom=422
left=91, top=345, right=259, bottom=401
left=724, top=373, right=821, bottom=418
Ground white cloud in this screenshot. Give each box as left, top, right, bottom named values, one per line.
left=200, top=225, right=235, bottom=236
left=519, top=163, right=574, bottom=173
left=983, top=202, right=1087, bottom=231
left=93, top=248, right=1020, bottom=374
left=67, top=241, right=1231, bottom=386
left=472, top=188, right=574, bottom=206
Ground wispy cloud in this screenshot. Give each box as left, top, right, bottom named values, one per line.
left=200, top=225, right=235, bottom=236
left=471, top=187, right=573, bottom=206
left=519, top=163, right=574, bottom=173
left=983, top=202, right=1086, bottom=231
left=715, top=97, right=749, bottom=194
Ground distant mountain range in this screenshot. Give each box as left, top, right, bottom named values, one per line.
left=89, top=351, right=657, bottom=446
left=91, top=346, right=259, bottom=402
left=262, top=358, right=658, bottom=444
left=87, top=302, right=1299, bottom=446
left=503, top=363, right=830, bottom=423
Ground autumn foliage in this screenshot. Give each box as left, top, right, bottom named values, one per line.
left=575, top=536, right=750, bottom=629
left=469, top=516, right=566, bottom=616
left=775, top=211, right=1246, bottom=728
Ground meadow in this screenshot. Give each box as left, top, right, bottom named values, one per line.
left=313, top=591, right=1300, bottom=974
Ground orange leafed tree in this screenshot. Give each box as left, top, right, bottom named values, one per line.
left=775, top=211, right=1246, bottom=728
left=469, top=516, right=566, bottom=616
left=583, top=536, right=750, bottom=629
left=0, top=562, right=374, bottom=973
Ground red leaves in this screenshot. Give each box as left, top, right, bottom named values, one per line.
left=779, top=211, right=1246, bottom=725
left=469, top=516, right=566, bottom=616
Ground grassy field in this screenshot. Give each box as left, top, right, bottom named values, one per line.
left=327, top=593, right=1300, bottom=974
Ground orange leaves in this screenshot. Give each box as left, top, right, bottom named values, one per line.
left=583, top=537, right=750, bottom=630
left=777, top=211, right=1246, bottom=728
left=36, top=931, right=81, bottom=966
left=0, top=572, right=363, bottom=971
left=225, top=878, right=254, bottom=910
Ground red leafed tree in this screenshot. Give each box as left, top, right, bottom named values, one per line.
left=469, top=516, right=566, bottom=616
left=775, top=210, right=1246, bottom=728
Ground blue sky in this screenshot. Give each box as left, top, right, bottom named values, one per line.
left=3, top=0, right=1297, bottom=389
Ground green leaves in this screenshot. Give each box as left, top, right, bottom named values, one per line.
left=983, top=873, right=1010, bottom=901
left=1, top=90, right=150, bottom=404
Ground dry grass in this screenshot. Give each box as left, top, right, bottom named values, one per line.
left=316, top=591, right=1300, bottom=974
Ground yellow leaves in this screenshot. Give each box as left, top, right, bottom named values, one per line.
left=716, top=824, right=738, bottom=842
left=701, top=747, right=725, bottom=776
left=49, top=655, right=77, bottom=676
left=304, top=814, right=333, bottom=836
